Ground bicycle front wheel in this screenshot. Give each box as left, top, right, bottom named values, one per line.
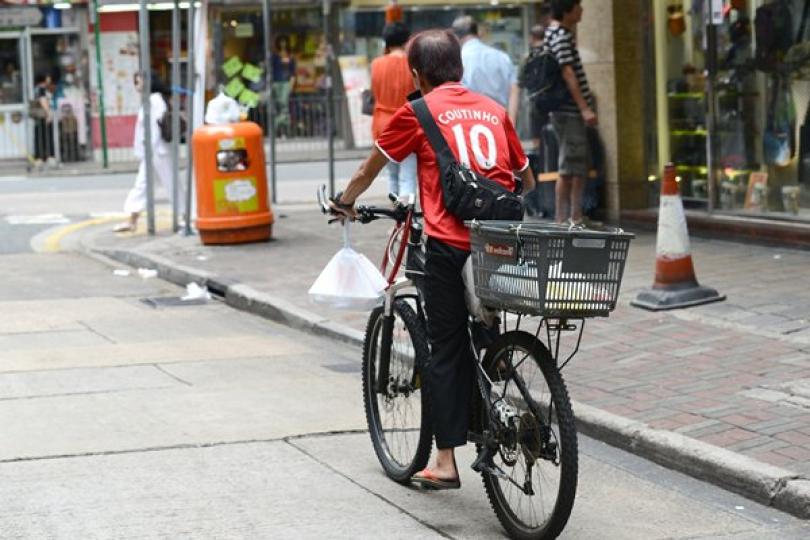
left=362, top=299, right=432, bottom=483
left=480, top=331, right=578, bottom=540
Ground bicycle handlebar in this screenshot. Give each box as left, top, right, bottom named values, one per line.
left=317, top=184, right=421, bottom=225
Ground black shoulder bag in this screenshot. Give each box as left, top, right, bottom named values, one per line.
left=411, top=97, right=524, bottom=222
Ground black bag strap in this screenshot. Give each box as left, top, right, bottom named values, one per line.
left=411, top=97, right=457, bottom=171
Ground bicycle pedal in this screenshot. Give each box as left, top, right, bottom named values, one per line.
left=471, top=447, right=494, bottom=473
left=480, top=463, right=509, bottom=481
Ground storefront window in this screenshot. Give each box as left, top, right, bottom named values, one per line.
left=345, top=6, right=526, bottom=64
left=0, top=38, right=23, bottom=105
left=656, top=1, right=810, bottom=220
left=210, top=5, right=330, bottom=136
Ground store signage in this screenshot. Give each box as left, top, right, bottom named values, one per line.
left=0, top=6, right=43, bottom=28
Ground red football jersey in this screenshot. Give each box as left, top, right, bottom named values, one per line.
left=376, top=83, right=528, bottom=251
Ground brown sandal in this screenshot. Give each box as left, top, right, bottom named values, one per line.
left=411, top=468, right=461, bottom=490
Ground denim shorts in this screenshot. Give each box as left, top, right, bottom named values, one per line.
left=550, top=112, right=589, bottom=178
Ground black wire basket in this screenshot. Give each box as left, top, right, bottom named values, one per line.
left=467, top=221, right=634, bottom=318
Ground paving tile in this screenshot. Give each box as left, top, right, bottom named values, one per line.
left=775, top=445, right=810, bottom=461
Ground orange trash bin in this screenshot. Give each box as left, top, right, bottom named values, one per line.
left=192, top=121, right=274, bottom=245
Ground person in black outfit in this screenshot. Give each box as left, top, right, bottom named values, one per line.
left=32, top=72, right=54, bottom=168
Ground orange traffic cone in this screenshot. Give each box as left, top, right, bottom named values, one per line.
left=631, top=163, right=725, bottom=311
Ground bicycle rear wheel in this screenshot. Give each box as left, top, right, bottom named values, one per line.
left=479, top=331, right=578, bottom=540
left=362, top=299, right=432, bottom=482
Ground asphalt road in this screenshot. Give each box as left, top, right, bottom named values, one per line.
left=0, top=159, right=377, bottom=254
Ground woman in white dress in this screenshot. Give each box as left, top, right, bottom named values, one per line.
left=114, top=72, right=184, bottom=232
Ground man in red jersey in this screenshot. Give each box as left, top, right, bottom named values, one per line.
left=332, top=29, right=535, bottom=489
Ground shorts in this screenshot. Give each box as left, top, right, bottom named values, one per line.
left=550, top=112, right=589, bottom=178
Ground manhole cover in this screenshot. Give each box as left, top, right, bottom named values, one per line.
left=140, top=297, right=209, bottom=308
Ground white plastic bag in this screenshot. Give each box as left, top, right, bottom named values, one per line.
left=204, top=92, right=241, bottom=125
left=308, top=222, right=388, bottom=311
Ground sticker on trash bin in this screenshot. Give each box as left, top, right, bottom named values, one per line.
left=218, top=137, right=246, bottom=151
left=214, top=177, right=259, bottom=213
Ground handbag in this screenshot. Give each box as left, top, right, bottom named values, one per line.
left=361, top=89, right=374, bottom=116
left=411, top=97, right=524, bottom=222
left=28, top=98, right=48, bottom=120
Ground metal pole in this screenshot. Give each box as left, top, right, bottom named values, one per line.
left=139, top=0, right=156, bottom=235
left=183, top=0, right=196, bottom=236
left=323, top=0, right=335, bottom=197
left=91, top=0, right=108, bottom=168
left=262, top=0, right=277, bottom=204
left=705, top=21, right=717, bottom=213
left=171, top=0, right=180, bottom=232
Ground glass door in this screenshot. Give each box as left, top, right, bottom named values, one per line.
left=0, top=32, right=28, bottom=160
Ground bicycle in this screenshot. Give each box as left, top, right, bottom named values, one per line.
left=319, top=188, right=634, bottom=539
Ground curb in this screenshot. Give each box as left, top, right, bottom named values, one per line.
left=95, top=245, right=810, bottom=520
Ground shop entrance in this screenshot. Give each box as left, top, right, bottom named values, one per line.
left=0, top=32, right=27, bottom=160
left=0, top=27, right=88, bottom=165
left=26, top=28, right=88, bottom=166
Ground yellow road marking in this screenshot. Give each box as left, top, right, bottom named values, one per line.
left=41, top=217, right=119, bottom=253
left=40, top=213, right=175, bottom=253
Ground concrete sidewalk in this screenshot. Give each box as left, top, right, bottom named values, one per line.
left=80, top=200, right=810, bottom=518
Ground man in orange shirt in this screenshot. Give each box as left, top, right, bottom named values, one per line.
left=370, top=22, right=416, bottom=199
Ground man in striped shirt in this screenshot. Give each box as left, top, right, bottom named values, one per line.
left=546, top=0, right=596, bottom=225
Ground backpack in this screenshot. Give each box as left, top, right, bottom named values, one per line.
left=754, top=0, right=794, bottom=72
left=521, top=47, right=568, bottom=115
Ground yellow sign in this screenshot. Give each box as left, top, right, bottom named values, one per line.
left=214, top=177, right=259, bottom=214
left=217, top=137, right=246, bottom=151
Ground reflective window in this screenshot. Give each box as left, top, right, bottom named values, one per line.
left=0, top=39, right=23, bottom=105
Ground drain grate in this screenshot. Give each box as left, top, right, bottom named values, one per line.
left=140, top=297, right=209, bottom=308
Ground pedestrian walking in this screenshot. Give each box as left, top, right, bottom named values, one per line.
left=451, top=15, right=519, bottom=113
left=546, top=0, right=596, bottom=225
left=114, top=73, right=184, bottom=233
left=370, top=22, right=417, bottom=200
left=330, top=29, right=535, bottom=488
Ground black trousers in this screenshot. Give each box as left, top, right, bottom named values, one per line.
left=424, top=237, right=474, bottom=449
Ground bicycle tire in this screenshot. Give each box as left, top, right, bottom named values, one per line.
left=478, top=331, right=578, bottom=540
left=362, top=299, right=432, bottom=483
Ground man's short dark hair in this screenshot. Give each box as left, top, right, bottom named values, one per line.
left=451, top=15, right=478, bottom=39
left=382, top=22, right=410, bottom=49
left=551, top=0, right=580, bottom=20
left=530, top=24, right=545, bottom=41
left=407, top=29, right=463, bottom=88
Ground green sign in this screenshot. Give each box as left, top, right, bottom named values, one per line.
left=241, top=63, right=263, bottom=83
left=224, top=77, right=246, bottom=99
left=238, top=88, right=260, bottom=108
left=222, top=56, right=244, bottom=79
